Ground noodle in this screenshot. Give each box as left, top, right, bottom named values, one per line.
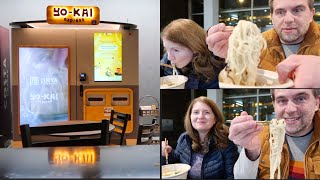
left=162, top=170, right=181, bottom=177
left=269, top=118, right=286, bottom=179
left=172, top=64, right=178, bottom=76
left=160, top=80, right=176, bottom=88
left=219, top=20, right=267, bottom=86
left=160, top=64, right=179, bottom=88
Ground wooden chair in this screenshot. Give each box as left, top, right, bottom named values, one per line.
left=137, top=118, right=157, bottom=145
left=108, top=110, right=130, bottom=145
left=20, top=120, right=109, bottom=148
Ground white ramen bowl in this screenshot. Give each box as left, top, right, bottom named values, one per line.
left=162, top=163, right=191, bottom=179
left=219, top=69, right=294, bottom=88
left=160, top=75, right=188, bottom=89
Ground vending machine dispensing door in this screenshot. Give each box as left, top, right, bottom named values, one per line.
left=83, top=88, right=133, bottom=133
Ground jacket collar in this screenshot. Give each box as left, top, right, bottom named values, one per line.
left=300, top=21, right=320, bottom=49
left=310, top=111, right=320, bottom=143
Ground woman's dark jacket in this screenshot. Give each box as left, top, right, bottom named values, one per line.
left=162, top=132, right=239, bottom=179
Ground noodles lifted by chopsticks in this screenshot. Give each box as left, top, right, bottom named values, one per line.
left=269, top=119, right=286, bottom=179
left=160, top=64, right=180, bottom=88
left=172, top=64, right=178, bottom=76
left=219, top=20, right=267, bottom=86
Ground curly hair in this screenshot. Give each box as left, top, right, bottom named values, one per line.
left=184, top=96, right=229, bottom=152
left=161, top=19, right=223, bottom=83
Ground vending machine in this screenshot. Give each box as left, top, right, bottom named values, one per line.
left=10, top=21, right=139, bottom=140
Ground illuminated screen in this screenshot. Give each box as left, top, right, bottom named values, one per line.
left=19, top=47, right=69, bottom=127
left=94, top=32, right=122, bottom=81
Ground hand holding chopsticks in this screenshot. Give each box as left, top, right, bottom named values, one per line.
left=228, top=111, right=263, bottom=159
left=165, top=138, right=169, bottom=165
left=162, top=138, right=172, bottom=165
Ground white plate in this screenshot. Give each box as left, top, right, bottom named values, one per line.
left=219, top=69, right=294, bottom=88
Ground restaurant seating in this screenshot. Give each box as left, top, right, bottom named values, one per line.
left=20, top=120, right=109, bottom=147
left=108, top=110, right=130, bottom=145
left=136, top=118, right=157, bottom=145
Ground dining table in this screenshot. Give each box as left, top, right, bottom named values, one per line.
left=37, top=120, right=115, bottom=140
left=0, top=144, right=160, bottom=178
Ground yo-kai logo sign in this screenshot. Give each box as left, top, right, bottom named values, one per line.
left=47, top=6, right=100, bottom=25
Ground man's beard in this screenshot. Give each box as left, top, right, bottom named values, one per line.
left=280, top=31, right=302, bottom=43
left=277, top=24, right=309, bottom=44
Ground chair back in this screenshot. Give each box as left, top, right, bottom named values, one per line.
left=20, top=120, right=109, bottom=148
left=109, top=110, right=130, bottom=145
left=137, top=119, right=157, bottom=145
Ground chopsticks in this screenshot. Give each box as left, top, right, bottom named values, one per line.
left=160, top=64, right=174, bottom=68
left=226, top=120, right=271, bottom=125
left=256, top=121, right=271, bottom=125
left=161, top=64, right=179, bottom=76
left=224, top=26, right=234, bottom=33
left=164, top=138, right=169, bottom=165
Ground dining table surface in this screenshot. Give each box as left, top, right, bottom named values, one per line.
left=37, top=120, right=115, bottom=139
left=0, top=144, right=160, bottom=179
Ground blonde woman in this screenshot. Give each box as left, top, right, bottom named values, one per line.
left=161, top=96, right=239, bottom=179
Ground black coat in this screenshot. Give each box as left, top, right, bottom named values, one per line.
left=163, top=132, right=239, bottom=179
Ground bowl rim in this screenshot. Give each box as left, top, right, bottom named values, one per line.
left=162, top=163, right=191, bottom=178
left=219, top=69, right=294, bottom=88
left=160, top=75, right=188, bottom=89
